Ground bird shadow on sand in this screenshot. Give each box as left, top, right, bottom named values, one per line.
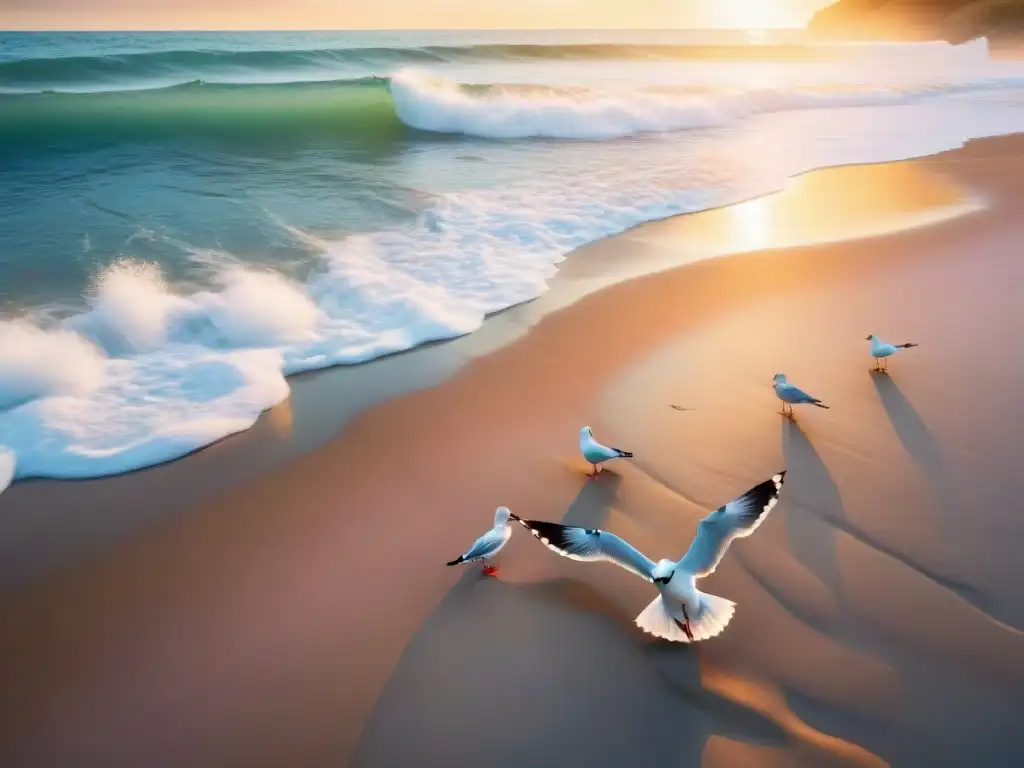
left=346, top=574, right=791, bottom=768
left=870, top=372, right=948, bottom=483
left=780, top=419, right=847, bottom=604
left=869, top=371, right=993, bottom=614
left=561, top=472, right=621, bottom=529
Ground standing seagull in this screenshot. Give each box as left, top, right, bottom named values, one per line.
left=773, top=373, right=829, bottom=417
left=867, top=334, right=918, bottom=373
left=514, top=472, right=786, bottom=642
left=446, top=507, right=517, bottom=576
left=579, top=426, right=634, bottom=477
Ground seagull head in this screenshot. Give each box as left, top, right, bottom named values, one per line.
left=652, top=559, right=675, bottom=585
left=772, top=373, right=787, bottom=385
left=579, top=426, right=593, bottom=439
left=865, top=334, right=876, bottom=341
left=494, top=506, right=517, bottom=526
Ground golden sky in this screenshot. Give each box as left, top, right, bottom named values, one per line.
left=2, top=1, right=834, bottom=31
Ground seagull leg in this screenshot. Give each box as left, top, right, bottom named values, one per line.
left=675, top=605, right=695, bottom=642
left=482, top=560, right=499, bottom=577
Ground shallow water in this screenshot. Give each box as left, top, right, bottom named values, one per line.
left=3, top=30, right=1024, bottom=483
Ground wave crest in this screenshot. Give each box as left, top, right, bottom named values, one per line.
left=0, top=321, right=108, bottom=411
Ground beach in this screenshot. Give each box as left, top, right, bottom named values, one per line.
left=2, top=134, right=1024, bottom=766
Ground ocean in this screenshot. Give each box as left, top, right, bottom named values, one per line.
left=3, top=29, right=1024, bottom=487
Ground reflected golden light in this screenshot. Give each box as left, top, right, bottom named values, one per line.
left=264, top=397, right=294, bottom=438
left=581, top=159, right=983, bottom=291
left=675, top=161, right=981, bottom=258
left=730, top=196, right=775, bottom=251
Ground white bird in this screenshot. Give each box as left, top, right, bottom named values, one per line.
left=446, top=506, right=516, bottom=576
left=867, top=334, right=919, bottom=373
left=772, top=373, right=829, bottom=417
left=514, top=472, right=786, bottom=642
left=579, top=426, right=633, bottom=477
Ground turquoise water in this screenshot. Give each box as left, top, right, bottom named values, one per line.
left=3, top=30, right=1024, bottom=485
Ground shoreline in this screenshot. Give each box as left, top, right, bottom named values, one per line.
left=0, top=139, right=990, bottom=588
left=1, top=134, right=1024, bottom=766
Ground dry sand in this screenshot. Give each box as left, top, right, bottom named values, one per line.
left=2, top=136, right=1024, bottom=767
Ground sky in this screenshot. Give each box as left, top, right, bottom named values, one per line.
left=1, top=1, right=835, bottom=31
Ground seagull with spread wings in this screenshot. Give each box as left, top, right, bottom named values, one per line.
left=511, top=472, right=786, bottom=642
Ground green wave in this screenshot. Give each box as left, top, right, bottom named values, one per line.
left=0, top=79, right=411, bottom=147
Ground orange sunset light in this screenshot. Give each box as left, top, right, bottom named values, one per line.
left=4, top=1, right=832, bottom=31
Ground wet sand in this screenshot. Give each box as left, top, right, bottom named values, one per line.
left=2, top=136, right=1024, bottom=767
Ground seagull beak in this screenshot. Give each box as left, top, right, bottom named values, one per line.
left=865, top=335, right=872, bottom=340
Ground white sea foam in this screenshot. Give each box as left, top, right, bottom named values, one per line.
left=73, top=259, right=183, bottom=354
left=0, top=321, right=108, bottom=410
left=0, top=447, right=15, bottom=496
left=4, top=37, right=1024, bottom=485
left=390, top=56, right=1024, bottom=140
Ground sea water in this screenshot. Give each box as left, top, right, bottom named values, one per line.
left=3, top=29, right=1024, bottom=487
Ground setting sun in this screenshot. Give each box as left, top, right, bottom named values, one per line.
left=695, top=0, right=819, bottom=29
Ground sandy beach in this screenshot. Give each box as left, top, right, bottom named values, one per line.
left=3, top=135, right=1024, bottom=767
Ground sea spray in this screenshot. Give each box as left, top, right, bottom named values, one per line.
left=0, top=321, right=108, bottom=411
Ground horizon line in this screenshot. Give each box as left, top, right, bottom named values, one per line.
left=0, top=26, right=808, bottom=34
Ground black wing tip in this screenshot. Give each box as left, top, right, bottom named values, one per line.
left=517, top=519, right=579, bottom=550
left=446, top=557, right=464, bottom=566
left=899, top=342, right=919, bottom=348
left=735, top=473, right=787, bottom=523
left=618, top=450, right=634, bottom=458
left=812, top=401, right=829, bottom=409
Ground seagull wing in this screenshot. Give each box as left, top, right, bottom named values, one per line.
left=584, top=438, right=621, bottom=460
left=459, top=528, right=507, bottom=561
left=514, top=518, right=655, bottom=582
left=678, top=472, right=786, bottom=578
left=779, top=383, right=820, bottom=403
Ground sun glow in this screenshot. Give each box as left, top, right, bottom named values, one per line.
left=5, top=1, right=831, bottom=32
left=700, top=0, right=809, bottom=30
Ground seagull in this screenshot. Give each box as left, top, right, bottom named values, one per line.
left=772, top=373, right=829, bottom=417
left=514, top=472, right=786, bottom=642
left=446, top=507, right=517, bottom=576
left=580, top=426, right=633, bottom=477
left=867, top=334, right=918, bottom=373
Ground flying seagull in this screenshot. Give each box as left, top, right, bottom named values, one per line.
left=866, top=334, right=918, bottom=373
left=579, top=426, right=633, bottom=477
left=514, top=472, right=786, bottom=642
left=772, top=373, right=829, bottom=417
left=446, top=507, right=517, bottom=576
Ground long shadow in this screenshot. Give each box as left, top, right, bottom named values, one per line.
left=780, top=418, right=847, bottom=604
left=346, top=576, right=790, bottom=768
left=870, top=372, right=948, bottom=483
left=560, top=472, right=621, bottom=529
left=870, top=371, right=993, bottom=614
